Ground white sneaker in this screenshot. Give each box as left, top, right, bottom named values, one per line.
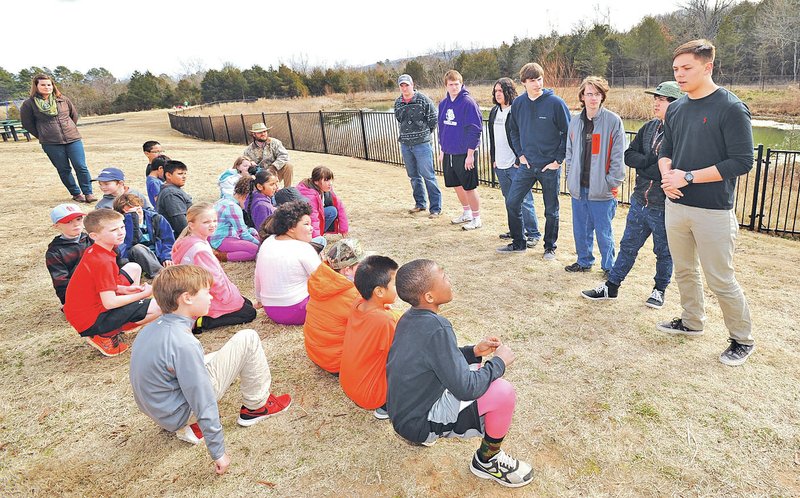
left=451, top=213, right=473, bottom=224
left=175, top=423, right=203, bottom=445
left=470, top=450, right=533, bottom=488
left=462, top=218, right=482, bottom=230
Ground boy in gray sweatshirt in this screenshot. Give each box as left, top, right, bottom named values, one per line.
left=129, top=265, right=291, bottom=474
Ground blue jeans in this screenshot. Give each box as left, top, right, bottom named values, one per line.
left=41, top=140, right=93, bottom=196
left=571, top=187, right=617, bottom=270
left=400, top=142, right=442, bottom=213
left=495, top=167, right=540, bottom=240
left=324, top=206, right=338, bottom=232
left=609, top=198, right=672, bottom=290
left=505, top=165, right=560, bottom=250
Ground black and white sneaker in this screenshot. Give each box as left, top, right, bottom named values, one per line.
left=565, top=262, right=592, bottom=272
left=581, top=283, right=618, bottom=300
left=470, top=450, right=533, bottom=488
left=645, top=288, right=665, bottom=309
left=496, top=243, right=526, bottom=254
left=526, top=236, right=540, bottom=248
left=719, top=339, right=755, bottom=366
left=656, top=318, right=703, bottom=336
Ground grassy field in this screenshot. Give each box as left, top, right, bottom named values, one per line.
left=182, top=84, right=800, bottom=121
left=1, top=109, right=799, bottom=496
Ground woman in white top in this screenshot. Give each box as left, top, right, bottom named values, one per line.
left=254, top=201, right=321, bottom=325
left=488, top=77, right=541, bottom=247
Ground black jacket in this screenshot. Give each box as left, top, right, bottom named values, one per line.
left=624, top=118, right=667, bottom=209
left=487, top=105, right=519, bottom=166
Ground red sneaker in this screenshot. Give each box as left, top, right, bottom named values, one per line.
left=85, top=334, right=128, bottom=357
left=175, top=422, right=204, bottom=445
left=237, top=393, right=292, bottom=427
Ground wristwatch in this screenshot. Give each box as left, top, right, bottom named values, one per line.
left=684, top=171, right=694, bottom=184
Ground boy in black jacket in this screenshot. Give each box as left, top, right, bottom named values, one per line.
left=46, top=203, right=91, bottom=306
left=386, top=259, right=533, bottom=488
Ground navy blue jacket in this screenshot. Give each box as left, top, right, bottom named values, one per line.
left=119, top=209, right=175, bottom=263
left=508, top=89, right=571, bottom=167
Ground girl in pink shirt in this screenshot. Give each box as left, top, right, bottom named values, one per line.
left=172, top=202, right=256, bottom=332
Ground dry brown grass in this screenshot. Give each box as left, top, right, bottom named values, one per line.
left=1, top=109, right=799, bottom=496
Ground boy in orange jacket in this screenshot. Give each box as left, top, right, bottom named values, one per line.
left=304, top=239, right=368, bottom=374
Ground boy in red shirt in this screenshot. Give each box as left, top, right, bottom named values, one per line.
left=339, top=255, right=400, bottom=419
left=64, top=209, right=162, bottom=356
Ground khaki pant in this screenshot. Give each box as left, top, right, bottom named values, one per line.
left=269, top=163, right=293, bottom=188
left=204, top=329, right=271, bottom=410
left=665, top=200, right=753, bottom=345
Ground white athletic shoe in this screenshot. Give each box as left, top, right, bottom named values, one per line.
left=451, top=213, right=473, bottom=224
left=462, top=218, right=482, bottom=230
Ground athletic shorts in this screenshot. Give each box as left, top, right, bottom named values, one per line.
left=423, top=389, right=485, bottom=445
left=79, top=299, right=151, bottom=338
left=442, top=153, right=479, bottom=191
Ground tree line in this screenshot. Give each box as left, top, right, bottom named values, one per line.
left=1, top=0, right=796, bottom=116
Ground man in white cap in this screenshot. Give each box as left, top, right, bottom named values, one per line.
left=243, top=123, right=293, bottom=187
left=394, top=74, right=442, bottom=218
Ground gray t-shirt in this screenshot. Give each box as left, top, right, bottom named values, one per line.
left=660, top=87, right=753, bottom=210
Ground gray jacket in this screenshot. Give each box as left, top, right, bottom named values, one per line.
left=130, top=314, right=225, bottom=460
left=565, top=107, right=626, bottom=201
left=394, top=91, right=437, bottom=145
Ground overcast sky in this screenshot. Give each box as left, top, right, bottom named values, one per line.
left=7, top=0, right=681, bottom=79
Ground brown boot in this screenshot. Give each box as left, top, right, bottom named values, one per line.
left=212, top=248, right=228, bottom=262
left=84, top=194, right=97, bottom=203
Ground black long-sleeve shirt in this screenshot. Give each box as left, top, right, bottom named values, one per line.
left=659, top=88, right=753, bottom=210
left=386, top=308, right=505, bottom=443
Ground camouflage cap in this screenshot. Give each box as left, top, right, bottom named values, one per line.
left=324, top=238, right=368, bottom=270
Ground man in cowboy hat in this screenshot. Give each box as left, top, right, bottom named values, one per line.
left=243, top=122, right=293, bottom=187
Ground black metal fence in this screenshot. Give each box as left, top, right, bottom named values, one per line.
left=168, top=110, right=800, bottom=236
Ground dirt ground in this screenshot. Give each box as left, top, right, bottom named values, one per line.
left=1, top=109, right=799, bottom=497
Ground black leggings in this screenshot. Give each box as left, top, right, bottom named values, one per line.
left=200, top=297, right=257, bottom=331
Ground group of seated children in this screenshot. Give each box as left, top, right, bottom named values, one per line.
left=44, top=141, right=532, bottom=487
left=301, top=246, right=533, bottom=487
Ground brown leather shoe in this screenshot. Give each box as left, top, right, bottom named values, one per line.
left=72, top=194, right=86, bottom=202
left=84, top=194, right=98, bottom=203
left=212, top=248, right=228, bottom=262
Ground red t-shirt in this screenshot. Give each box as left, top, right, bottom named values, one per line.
left=64, top=244, right=129, bottom=333
left=339, top=299, right=401, bottom=410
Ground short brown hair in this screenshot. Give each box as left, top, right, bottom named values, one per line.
left=84, top=209, right=123, bottom=234
left=519, top=63, right=544, bottom=82
left=673, top=39, right=715, bottom=63
left=443, top=70, right=463, bottom=85
left=578, top=76, right=610, bottom=108
left=29, top=74, right=62, bottom=99
left=112, top=193, right=144, bottom=213
left=152, top=265, right=213, bottom=314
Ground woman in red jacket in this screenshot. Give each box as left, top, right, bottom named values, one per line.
left=295, top=166, right=349, bottom=238
left=20, top=74, right=95, bottom=203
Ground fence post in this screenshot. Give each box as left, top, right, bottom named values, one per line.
left=749, top=144, right=764, bottom=231
left=286, top=111, right=296, bottom=150
left=240, top=114, right=247, bottom=145
left=359, top=110, right=369, bottom=160
left=209, top=116, right=216, bottom=142
left=319, top=111, right=329, bottom=154
left=223, top=115, right=231, bottom=143
left=199, top=116, right=206, bottom=140
left=756, top=148, right=772, bottom=232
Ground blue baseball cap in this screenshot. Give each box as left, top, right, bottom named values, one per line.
left=93, top=167, right=125, bottom=182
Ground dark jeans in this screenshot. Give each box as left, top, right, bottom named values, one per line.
left=608, top=198, right=672, bottom=291
left=41, top=140, right=93, bottom=196
left=505, top=165, right=560, bottom=250
left=201, top=298, right=257, bottom=330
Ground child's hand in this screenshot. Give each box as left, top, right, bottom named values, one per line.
left=117, top=284, right=145, bottom=295
left=215, top=453, right=231, bottom=475
left=140, top=283, right=153, bottom=297
left=163, top=260, right=175, bottom=267
left=494, top=344, right=516, bottom=367
left=473, top=337, right=501, bottom=357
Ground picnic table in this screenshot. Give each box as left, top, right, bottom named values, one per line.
left=1, top=119, right=32, bottom=142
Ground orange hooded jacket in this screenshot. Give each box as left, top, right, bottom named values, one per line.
left=304, top=262, right=359, bottom=373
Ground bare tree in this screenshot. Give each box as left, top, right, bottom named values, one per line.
left=757, top=0, right=800, bottom=82
left=680, top=0, right=735, bottom=39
